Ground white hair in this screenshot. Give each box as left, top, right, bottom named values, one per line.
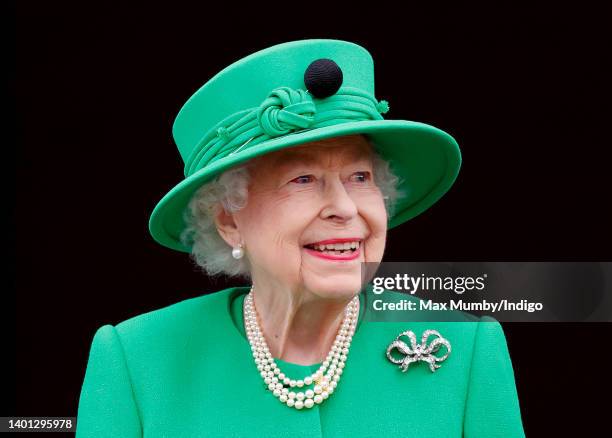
left=180, top=136, right=406, bottom=279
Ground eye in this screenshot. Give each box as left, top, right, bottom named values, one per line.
left=350, top=171, right=371, bottom=183
left=290, top=175, right=315, bottom=184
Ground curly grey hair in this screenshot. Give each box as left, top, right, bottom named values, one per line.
left=180, top=136, right=406, bottom=279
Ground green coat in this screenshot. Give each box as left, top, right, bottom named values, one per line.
left=76, top=286, right=525, bottom=437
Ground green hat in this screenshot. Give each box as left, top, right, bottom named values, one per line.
left=149, top=39, right=461, bottom=252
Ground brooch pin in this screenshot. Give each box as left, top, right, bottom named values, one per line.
left=386, top=329, right=451, bottom=373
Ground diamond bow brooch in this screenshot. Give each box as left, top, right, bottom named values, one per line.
left=386, top=329, right=451, bottom=373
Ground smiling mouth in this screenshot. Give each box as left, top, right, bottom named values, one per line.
left=303, top=240, right=361, bottom=256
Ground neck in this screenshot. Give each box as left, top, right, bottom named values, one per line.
left=247, top=281, right=359, bottom=366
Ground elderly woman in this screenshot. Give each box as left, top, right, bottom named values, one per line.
left=76, top=39, right=525, bottom=437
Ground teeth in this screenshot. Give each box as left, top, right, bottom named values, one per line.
left=311, top=241, right=360, bottom=251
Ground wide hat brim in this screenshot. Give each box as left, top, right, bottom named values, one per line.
left=149, top=119, right=461, bottom=252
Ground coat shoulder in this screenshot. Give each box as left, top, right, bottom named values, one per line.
left=112, top=286, right=245, bottom=345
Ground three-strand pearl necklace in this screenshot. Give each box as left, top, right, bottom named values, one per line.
left=244, top=286, right=359, bottom=410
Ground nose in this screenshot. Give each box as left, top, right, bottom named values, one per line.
left=320, top=174, right=359, bottom=222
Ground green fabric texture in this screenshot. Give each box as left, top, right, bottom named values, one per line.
left=148, top=39, right=462, bottom=252
left=76, top=287, right=525, bottom=437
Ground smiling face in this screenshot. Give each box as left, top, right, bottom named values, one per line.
left=217, top=134, right=388, bottom=300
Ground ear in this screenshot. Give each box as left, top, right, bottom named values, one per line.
left=214, top=205, right=242, bottom=247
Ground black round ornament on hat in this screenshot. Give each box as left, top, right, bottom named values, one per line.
left=304, top=58, right=343, bottom=98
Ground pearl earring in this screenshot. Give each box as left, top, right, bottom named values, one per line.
left=232, top=243, right=245, bottom=259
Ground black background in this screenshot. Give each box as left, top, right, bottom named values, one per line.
left=9, top=3, right=611, bottom=436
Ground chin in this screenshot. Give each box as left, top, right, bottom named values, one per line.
left=304, top=275, right=363, bottom=300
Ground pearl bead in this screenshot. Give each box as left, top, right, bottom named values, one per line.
left=296, top=392, right=305, bottom=401
left=287, top=399, right=295, bottom=407
left=322, top=391, right=329, bottom=399
left=304, top=376, right=312, bottom=385
left=314, top=385, right=322, bottom=394
left=288, top=392, right=296, bottom=399
left=280, top=395, right=288, bottom=403
left=297, top=380, right=304, bottom=388
left=314, top=394, right=323, bottom=404
left=232, top=246, right=244, bottom=259
left=305, top=389, right=314, bottom=398
left=304, top=398, right=314, bottom=408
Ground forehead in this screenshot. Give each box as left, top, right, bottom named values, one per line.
left=259, top=135, right=373, bottom=170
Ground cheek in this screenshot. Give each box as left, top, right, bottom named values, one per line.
left=372, top=197, right=388, bottom=227
left=236, top=192, right=316, bottom=262
left=358, top=194, right=388, bottom=260
left=355, top=190, right=388, bottom=229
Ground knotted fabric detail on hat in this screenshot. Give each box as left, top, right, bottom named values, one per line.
left=257, top=87, right=316, bottom=137
left=184, top=86, right=390, bottom=177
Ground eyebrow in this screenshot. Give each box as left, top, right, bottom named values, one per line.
left=273, top=149, right=372, bottom=170
left=274, top=153, right=320, bottom=169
